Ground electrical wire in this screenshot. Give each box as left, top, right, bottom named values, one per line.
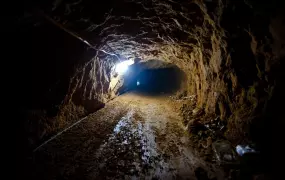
left=35, top=9, right=121, bottom=61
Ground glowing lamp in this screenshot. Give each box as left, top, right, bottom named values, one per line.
left=115, top=59, right=134, bottom=74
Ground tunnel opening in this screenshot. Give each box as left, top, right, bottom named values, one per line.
left=116, top=60, right=186, bottom=95
left=135, top=67, right=184, bottom=94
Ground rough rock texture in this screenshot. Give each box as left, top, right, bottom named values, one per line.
left=47, top=0, right=285, bottom=145
left=63, top=53, right=115, bottom=112
left=9, top=0, right=285, bottom=154
left=46, top=0, right=227, bottom=116
left=220, top=0, right=285, bottom=144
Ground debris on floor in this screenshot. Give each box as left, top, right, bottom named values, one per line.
left=212, top=140, right=238, bottom=165
left=236, top=144, right=257, bottom=156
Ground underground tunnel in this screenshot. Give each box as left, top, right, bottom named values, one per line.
left=5, top=0, right=285, bottom=179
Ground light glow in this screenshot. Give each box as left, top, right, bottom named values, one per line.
left=115, top=59, right=134, bottom=74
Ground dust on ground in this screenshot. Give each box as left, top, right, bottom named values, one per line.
left=29, top=92, right=223, bottom=180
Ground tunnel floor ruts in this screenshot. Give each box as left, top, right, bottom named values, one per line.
left=30, top=92, right=223, bottom=180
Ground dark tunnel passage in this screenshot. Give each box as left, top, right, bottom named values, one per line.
left=118, top=60, right=186, bottom=95
left=135, top=67, right=184, bottom=94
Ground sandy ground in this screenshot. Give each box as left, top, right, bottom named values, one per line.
left=30, top=92, right=222, bottom=180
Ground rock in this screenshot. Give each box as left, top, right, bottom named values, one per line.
left=192, top=108, right=204, bottom=116
left=206, top=137, right=213, bottom=147
left=212, top=140, right=238, bottom=165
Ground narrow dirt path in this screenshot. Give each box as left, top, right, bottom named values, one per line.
left=31, top=92, right=221, bottom=180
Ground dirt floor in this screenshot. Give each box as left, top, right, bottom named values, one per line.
left=29, top=92, right=224, bottom=180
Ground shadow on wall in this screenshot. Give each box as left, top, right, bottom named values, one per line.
left=118, top=59, right=186, bottom=95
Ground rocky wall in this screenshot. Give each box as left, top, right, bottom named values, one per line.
left=12, top=0, right=285, bottom=150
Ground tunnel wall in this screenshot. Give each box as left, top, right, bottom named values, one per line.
left=62, top=53, right=116, bottom=114
left=6, top=13, right=118, bottom=149
left=11, top=0, right=285, bottom=150
left=65, top=0, right=284, bottom=145
left=6, top=16, right=92, bottom=148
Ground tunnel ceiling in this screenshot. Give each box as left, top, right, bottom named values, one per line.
left=137, top=60, right=179, bottom=71
left=39, top=0, right=226, bottom=108
left=40, top=0, right=213, bottom=60
left=13, top=0, right=285, bottom=147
